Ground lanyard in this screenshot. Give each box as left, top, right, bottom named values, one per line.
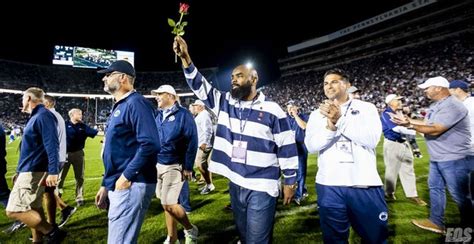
left=342, top=100, right=353, bottom=117
left=238, top=98, right=257, bottom=140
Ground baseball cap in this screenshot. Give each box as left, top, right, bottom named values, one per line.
left=286, top=100, right=295, bottom=105
left=385, top=94, right=403, bottom=104
left=449, top=80, right=469, bottom=90
left=347, top=86, right=360, bottom=94
left=151, top=85, right=177, bottom=96
left=418, top=76, right=449, bottom=89
left=97, top=60, right=136, bottom=77
left=192, top=100, right=205, bottom=106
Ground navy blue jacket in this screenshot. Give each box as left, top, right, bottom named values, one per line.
left=66, top=120, right=98, bottom=152
left=381, top=107, right=404, bottom=142
left=17, top=104, right=60, bottom=174
left=102, top=92, right=160, bottom=191
left=155, top=103, right=198, bottom=171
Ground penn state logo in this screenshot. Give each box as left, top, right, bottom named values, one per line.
left=114, top=110, right=121, bottom=117
left=379, top=211, right=388, bottom=221
left=169, top=115, right=175, bottom=122
left=351, top=109, right=360, bottom=115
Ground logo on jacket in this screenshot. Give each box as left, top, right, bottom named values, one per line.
left=169, top=115, right=175, bottom=121
left=379, top=211, right=388, bottom=221
left=351, top=109, right=360, bottom=115
left=114, top=110, right=121, bottom=117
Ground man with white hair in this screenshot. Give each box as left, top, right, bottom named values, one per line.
left=381, top=94, right=426, bottom=206
left=191, top=100, right=216, bottom=195
left=391, top=76, right=473, bottom=233
left=6, top=87, right=66, bottom=243
left=59, top=108, right=98, bottom=207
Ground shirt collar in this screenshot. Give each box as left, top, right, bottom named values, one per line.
left=228, top=91, right=266, bottom=106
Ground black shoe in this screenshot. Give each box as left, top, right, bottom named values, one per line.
left=47, top=227, right=67, bottom=244
left=58, top=206, right=77, bottom=228
left=2, top=220, right=26, bottom=234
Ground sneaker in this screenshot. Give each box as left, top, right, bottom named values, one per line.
left=46, top=226, right=67, bottom=244
left=58, top=206, right=77, bottom=228
left=3, top=220, right=26, bottom=234
left=76, top=200, right=85, bottom=207
left=412, top=219, right=445, bottom=234
left=407, top=197, right=428, bottom=206
left=200, top=184, right=215, bottom=195
left=184, top=224, right=198, bottom=244
left=385, top=193, right=396, bottom=201
left=163, top=236, right=179, bottom=244
left=294, top=198, right=301, bottom=205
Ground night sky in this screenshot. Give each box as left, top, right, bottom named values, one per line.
left=0, top=0, right=411, bottom=85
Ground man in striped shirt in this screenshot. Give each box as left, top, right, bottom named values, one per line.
left=174, top=36, right=298, bottom=243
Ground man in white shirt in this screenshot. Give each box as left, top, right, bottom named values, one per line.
left=381, top=94, right=426, bottom=206
left=191, top=100, right=216, bottom=195
left=305, top=68, right=388, bottom=243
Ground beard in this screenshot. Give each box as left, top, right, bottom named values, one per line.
left=231, top=81, right=252, bottom=100
left=104, top=80, right=120, bottom=94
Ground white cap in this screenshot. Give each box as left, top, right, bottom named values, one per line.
left=151, top=85, right=177, bottom=96
left=191, top=100, right=205, bottom=106
left=385, top=94, right=403, bottom=104
left=347, top=86, right=360, bottom=94
left=418, top=76, right=449, bottom=89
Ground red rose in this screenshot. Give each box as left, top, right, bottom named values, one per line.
left=179, top=3, right=190, bottom=14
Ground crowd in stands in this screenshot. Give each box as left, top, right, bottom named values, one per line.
left=264, top=32, right=474, bottom=115
left=1, top=33, right=473, bottom=131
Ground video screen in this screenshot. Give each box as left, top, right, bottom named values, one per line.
left=52, top=45, right=74, bottom=66
left=73, top=47, right=117, bottom=69
left=52, top=46, right=135, bottom=68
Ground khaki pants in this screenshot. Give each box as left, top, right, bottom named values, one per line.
left=383, top=139, right=418, bottom=197
left=6, top=172, right=46, bottom=212
left=155, top=164, right=184, bottom=205
left=58, top=150, right=85, bottom=202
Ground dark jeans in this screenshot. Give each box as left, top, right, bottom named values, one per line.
left=429, top=158, right=473, bottom=227
left=295, top=143, right=308, bottom=200
left=178, top=180, right=191, bottom=212
left=229, top=182, right=277, bottom=244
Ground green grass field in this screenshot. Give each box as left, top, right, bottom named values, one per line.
left=0, top=136, right=460, bottom=243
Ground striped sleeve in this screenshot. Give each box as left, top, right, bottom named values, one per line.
left=272, top=104, right=298, bottom=185
left=183, top=64, right=224, bottom=116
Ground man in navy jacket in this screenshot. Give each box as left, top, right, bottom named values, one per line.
left=152, top=84, right=199, bottom=244
left=6, top=87, right=66, bottom=243
left=95, top=60, right=160, bottom=243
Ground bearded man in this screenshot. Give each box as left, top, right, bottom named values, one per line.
left=173, top=36, right=299, bottom=244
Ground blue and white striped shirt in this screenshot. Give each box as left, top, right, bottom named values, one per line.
left=183, top=64, right=298, bottom=197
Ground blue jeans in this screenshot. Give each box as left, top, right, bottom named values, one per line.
left=108, top=182, right=156, bottom=244
left=229, top=182, right=277, bottom=244
left=295, top=143, right=308, bottom=200
left=428, top=158, right=473, bottom=227
left=316, top=184, right=388, bottom=244
left=178, top=180, right=191, bottom=212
